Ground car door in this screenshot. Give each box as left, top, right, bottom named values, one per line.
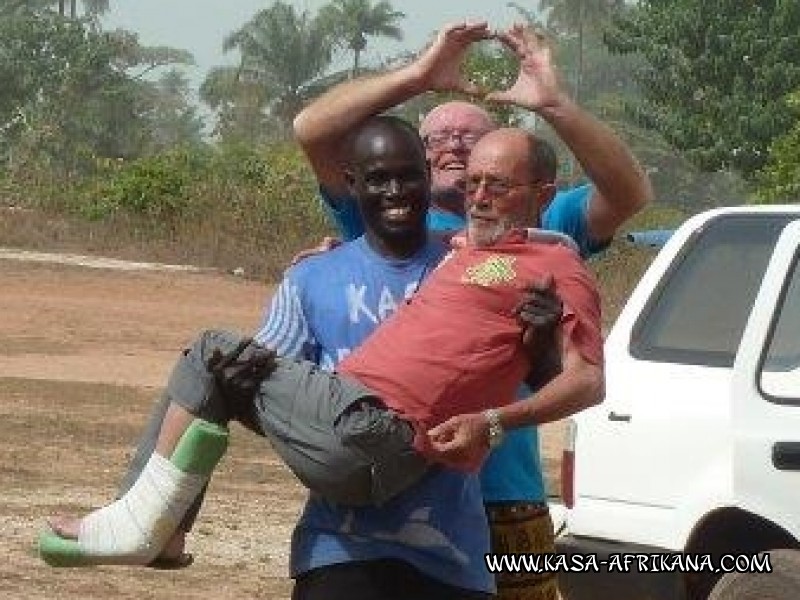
left=732, top=219, right=800, bottom=542
left=570, top=210, right=800, bottom=550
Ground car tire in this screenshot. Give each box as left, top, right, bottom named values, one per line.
left=708, top=549, right=800, bottom=600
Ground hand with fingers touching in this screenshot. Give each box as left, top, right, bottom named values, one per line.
left=412, top=21, right=493, bottom=95
left=425, top=412, right=492, bottom=471
left=515, top=274, right=565, bottom=389
left=487, top=24, right=569, bottom=112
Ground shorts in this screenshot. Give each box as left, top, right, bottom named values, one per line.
left=167, top=329, right=431, bottom=506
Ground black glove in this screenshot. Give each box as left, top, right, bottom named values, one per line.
left=206, top=338, right=278, bottom=406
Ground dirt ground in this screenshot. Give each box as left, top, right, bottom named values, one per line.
left=0, top=256, right=564, bottom=600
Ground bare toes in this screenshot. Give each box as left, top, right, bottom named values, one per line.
left=47, top=516, right=80, bottom=540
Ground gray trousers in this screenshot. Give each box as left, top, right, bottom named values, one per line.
left=120, top=330, right=430, bottom=529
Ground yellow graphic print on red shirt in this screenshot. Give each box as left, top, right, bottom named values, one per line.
left=461, top=255, right=517, bottom=287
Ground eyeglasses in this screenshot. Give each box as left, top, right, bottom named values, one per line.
left=465, top=175, right=536, bottom=197
left=423, top=129, right=483, bottom=150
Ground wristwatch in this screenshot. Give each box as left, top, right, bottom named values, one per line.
left=484, top=408, right=505, bottom=448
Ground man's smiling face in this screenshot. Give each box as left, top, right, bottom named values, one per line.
left=420, top=102, right=495, bottom=206
left=347, top=121, right=430, bottom=251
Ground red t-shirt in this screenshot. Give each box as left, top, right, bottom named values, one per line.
left=338, top=231, right=603, bottom=466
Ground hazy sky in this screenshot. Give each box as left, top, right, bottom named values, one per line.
left=103, top=1, right=533, bottom=88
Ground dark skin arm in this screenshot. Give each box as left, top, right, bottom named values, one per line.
left=515, top=275, right=564, bottom=390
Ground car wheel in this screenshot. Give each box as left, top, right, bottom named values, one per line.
left=708, top=549, right=800, bottom=600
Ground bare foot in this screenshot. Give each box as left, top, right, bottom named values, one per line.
left=159, top=530, right=186, bottom=561
left=47, top=516, right=81, bottom=539
left=147, top=530, right=193, bottom=569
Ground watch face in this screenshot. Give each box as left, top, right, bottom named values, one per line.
left=485, top=409, right=503, bottom=448
left=488, top=424, right=503, bottom=448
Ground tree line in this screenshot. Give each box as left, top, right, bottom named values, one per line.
left=1, top=0, right=799, bottom=207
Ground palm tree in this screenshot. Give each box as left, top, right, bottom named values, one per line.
left=318, top=0, right=405, bottom=78
left=222, top=2, right=334, bottom=131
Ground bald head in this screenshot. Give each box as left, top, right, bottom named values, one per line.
left=470, top=128, right=557, bottom=184
left=348, top=115, right=426, bottom=168
left=419, top=101, right=495, bottom=139
left=471, top=128, right=533, bottom=175
left=465, top=128, right=557, bottom=246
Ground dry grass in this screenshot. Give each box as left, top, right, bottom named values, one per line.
left=0, top=377, right=298, bottom=600
left=591, top=240, right=661, bottom=329
left=0, top=205, right=330, bottom=281
left=1, top=205, right=662, bottom=311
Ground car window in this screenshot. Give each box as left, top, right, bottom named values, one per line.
left=631, top=214, right=797, bottom=367
left=760, top=253, right=800, bottom=402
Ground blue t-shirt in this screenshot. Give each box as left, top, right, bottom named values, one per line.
left=427, top=206, right=468, bottom=234
left=319, top=184, right=600, bottom=503
left=255, top=235, right=495, bottom=593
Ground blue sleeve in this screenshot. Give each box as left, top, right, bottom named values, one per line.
left=319, top=187, right=364, bottom=241
left=427, top=208, right=466, bottom=235
left=542, top=184, right=609, bottom=258
left=253, top=269, right=318, bottom=361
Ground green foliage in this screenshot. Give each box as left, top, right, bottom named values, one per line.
left=506, top=2, right=542, bottom=28
left=211, top=143, right=273, bottom=186
left=539, top=0, right=625, bottom=37
left=104, top=29, right=194, bottom=75
left=85, top=149, right=202, bottom=221
left=220, top=1, right=334, bottom=132
left=142, top=70, right=204, bottom=153
left=0, top=10, right=200, bottom=176
left=755, top=91, right=800, bottom=203
left=205, top=0, right=406, bottom=140
left=85, top=144, right=300, bottom=222
left=606, top=0, right=800, bottom=180
left=78, top=142, right=326, bottom=237
left=506, top=1, right=627, bottom=104
left=317, top=0, right=405, bottom=76
left=463, top=41, right=522, bottom=126
left=200, top=66, right=283, bottom=146
left=2, top=141, right=330, bottom=277
left=0, top=14, right=126, bottom=172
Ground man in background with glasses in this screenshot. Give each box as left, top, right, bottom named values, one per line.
left=292, top=21, right=653, bottom=600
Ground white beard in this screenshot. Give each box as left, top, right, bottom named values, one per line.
left=467, top=216, right=514, bottom=247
